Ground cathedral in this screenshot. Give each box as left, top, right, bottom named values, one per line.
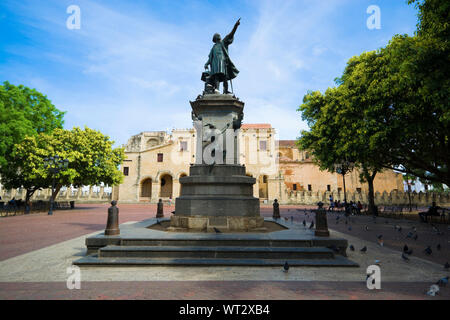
left=117, top=124, right=404, bottom=203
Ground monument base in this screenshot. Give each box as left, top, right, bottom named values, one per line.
left=168, top=215, right=266, bottom=232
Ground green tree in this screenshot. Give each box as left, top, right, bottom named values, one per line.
left=2, top=127, right=125, bottom=204
left=298, top=51, right=393, bottom=215
left=379, top=0, right=449, bottom=185
left=0, top=81, right=65, bottom=169
left=298, top=0, right=449, bottom=214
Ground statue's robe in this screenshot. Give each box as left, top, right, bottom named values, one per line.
left=206, top=33, right=239, bottom=82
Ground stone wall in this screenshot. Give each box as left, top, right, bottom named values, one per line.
left=0, top=186, right=113, bottom=203
left=278, top=189, right=450, bottom=207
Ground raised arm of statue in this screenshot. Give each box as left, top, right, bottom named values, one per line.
left=224, top=18, right=240, bottom=44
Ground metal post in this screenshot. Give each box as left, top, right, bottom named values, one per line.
left=48, top=175, right=55, bottom=215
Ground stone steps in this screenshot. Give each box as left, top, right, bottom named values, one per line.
left=119, top=238, right=315, bottom=247
left=74, top=255, right=359, bottom=267
left=98, top=245, right=335, bottom=259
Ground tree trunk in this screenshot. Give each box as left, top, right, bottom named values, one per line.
left=367, top=177, right=377, bottom=216
left=51, top=184, right=62, bottom=203
left=363, top=167, right=378, bottom=216
left=25, top=188, right=38, bottom=213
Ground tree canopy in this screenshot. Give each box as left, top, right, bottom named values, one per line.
left=1, top=127, right=125, bottom=202
left=0, top=81, right=65, bottom=169
left=297, top=0, right=449, bottom=208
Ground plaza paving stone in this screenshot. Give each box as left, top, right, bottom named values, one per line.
left=0, top=203, right=448, bottom=300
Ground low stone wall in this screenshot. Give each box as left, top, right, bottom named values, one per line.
left=0, top=186, right=113, bottom=203
left=278, top=190, right=450, bottom=207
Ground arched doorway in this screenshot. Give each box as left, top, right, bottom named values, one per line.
left=160, top=174, right=173, bottom=198
left=259, top=175, right=268, bottom=199
left=140, top=178, right=152, bottom=199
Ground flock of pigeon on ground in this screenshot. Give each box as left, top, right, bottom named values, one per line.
left=279, top=208, right=449, bottom=297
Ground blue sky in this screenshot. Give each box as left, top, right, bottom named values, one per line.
left=0, top=0, right=419, bottom=146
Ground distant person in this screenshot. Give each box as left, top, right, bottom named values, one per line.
left=328, top=195, right=334, bottom=211
left=419, top=202, right=440, bottom=223
left=272, top=199, right=280, bottom=219
left=357, top=201, right=363, bottom=214
left=8, top=197, right=16, bottom=207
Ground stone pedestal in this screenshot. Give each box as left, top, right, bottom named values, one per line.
left=314, top=207, right=330, bottom=237
left=171, top=94, right=262, bottom=231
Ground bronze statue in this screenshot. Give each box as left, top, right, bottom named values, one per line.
left=203, top=18, right=240, bottom=94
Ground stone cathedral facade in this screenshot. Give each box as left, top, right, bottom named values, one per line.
left=116, top=124, right=404, bottom=203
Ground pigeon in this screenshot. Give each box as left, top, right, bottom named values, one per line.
left=412, top=226, right=417, bottom=232
left=398, top=226, right=402, bottom=232
left=403, top=244, right=413, bottom=255
left=309, top=221, right=315, bottom=229
left=283, top=261, right=289, bottom=273
left=349, top=245, right=355, bottom=251
left=444, top=262, right=449, bottom=270
left=401, top=253, right=410, bottom=261
left=424, top=246, right=432, bottom=255
left=436, top=277, right=449, bottom=287
left=365, top=225, right=369, bottom=231
left=426, top=284, right=439, bottom=296
left=360, top=246, right=367, bottom=253
left=437, top=244, right=441, bottom=251
left=413, top=234, right=418, bottom=241
left=213, top=227, right=222, bottom=234
left=302, top=220, right=306, bottom=227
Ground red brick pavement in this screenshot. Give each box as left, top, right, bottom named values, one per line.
left=0, top=281, right=448, bottom=300
left=1, top=204, right=449, bottom=300
left=1, top=204, right=449, bottom=267
left=0, top=203, right=167, bottom=261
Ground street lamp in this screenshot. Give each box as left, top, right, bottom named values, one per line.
left=334, top=160, right=355, bottom=208
left=44, top=155, right=69, bottom=215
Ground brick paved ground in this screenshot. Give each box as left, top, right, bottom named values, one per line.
left=0, top=203, right=448, bottom=300
left=265, top=206, right=450, bottom=266
left=0, top=281, right=448, bottom=300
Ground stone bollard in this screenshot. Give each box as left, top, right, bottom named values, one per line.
left=105, top=200, right=120, bottom=236
left=314, top=201, right=329, bottom=237
left=156, top=199, right=164, bottom=218
left=272, top=199, right=280, bottom=219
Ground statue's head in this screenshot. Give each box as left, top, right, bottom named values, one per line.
left=212, top=33, right=221, bottom=43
